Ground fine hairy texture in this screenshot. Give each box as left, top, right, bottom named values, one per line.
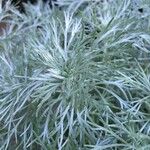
left=0, top=0, right=150, bottom=149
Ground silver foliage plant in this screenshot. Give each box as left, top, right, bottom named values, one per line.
left=0, top=0, right=150, bottom=149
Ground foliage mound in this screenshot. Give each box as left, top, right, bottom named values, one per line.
left=0, top=0, right=150, bottom=149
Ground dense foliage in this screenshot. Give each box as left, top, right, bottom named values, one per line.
left=0, top=0, right=150, bottom=149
